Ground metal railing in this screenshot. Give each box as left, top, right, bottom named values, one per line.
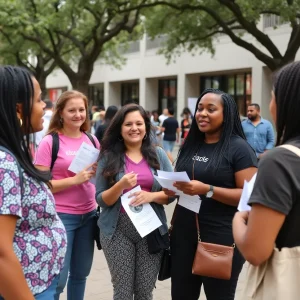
left=263, top=15, right=288, bottom=29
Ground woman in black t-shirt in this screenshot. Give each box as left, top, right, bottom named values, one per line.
left=164, top=88, right=257, bottom=300
left=233, top=63, right=300, bottom=268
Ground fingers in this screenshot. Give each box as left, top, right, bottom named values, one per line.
left=83, top=162, right=96, bottom=171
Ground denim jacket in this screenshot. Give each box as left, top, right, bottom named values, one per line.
left=95, top=147, right=174, bottom=238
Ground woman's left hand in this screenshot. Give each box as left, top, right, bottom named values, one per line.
left=91, top=162, right=98, bottom=173
left=129, top=191, right=154, bottom=206
left=173, top=180, right=209, bottom=196
left=233, top=211, right=249, bottom=225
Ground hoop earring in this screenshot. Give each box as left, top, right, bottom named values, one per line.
left=60, top=118, right=64, bottom=124
left=19, top=118, right=23, bottom=127
left=143, top=134, right=148, bottom=140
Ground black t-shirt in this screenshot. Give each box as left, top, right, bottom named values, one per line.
left=162, top=117, right=179, bottom=141
left=248, top=137, right=300, bottom=249
left=95, top=123, right=108, bottom=143
left=184, top=135, right=257, bottom=230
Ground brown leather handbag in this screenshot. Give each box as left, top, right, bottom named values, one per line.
left=192, top=214, right=235, bottom=280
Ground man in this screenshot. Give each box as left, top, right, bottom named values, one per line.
left=161, top=108, right=180, bottom=162
left=242, top=103, right=275, bottom=158
left=159, top=108, right=169, bottom=124
left=35, top=100, right=53, bottom=147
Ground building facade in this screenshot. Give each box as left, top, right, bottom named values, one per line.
left=46, top=16, right=297, bottom=121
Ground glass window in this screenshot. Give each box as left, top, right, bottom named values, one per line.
left=236, top=74, right=245, bottom=96
left=158, top=79, right=177, bottom=115
left=227, top=76, right=235, bottom=95
left=121, top=82, right=139, bottom=105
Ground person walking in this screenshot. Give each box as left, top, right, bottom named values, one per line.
left=242, top=103, right=275, bottom=158
left=233, top=62, right=300, bottom=300
left=0, top=66, right=67, bottom=300
left=164, top=88, right=257, bottom=300
left=180, top=107, right=193, bottom=144
left=161, top=108, right=180, bottom=162
left=34, top=90, right=100, bottom=300
left=96, top=104, right=173, bottom=300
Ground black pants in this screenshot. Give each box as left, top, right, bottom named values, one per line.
left=170, top=206, right=245, bottom=300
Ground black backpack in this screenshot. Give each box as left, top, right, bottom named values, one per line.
left=50, top=131, right=96, bottom=171
left=49, top=132, right=102, bottom=250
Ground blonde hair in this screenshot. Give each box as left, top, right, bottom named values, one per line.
left=47, top=90, right=90, bottom=135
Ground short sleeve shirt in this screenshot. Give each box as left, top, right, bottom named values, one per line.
left=185, top=135, right=257, bottom=229
left=0, top=151, right=67, bottom=295
left=162, top=117, right=179, bottom=141
left=248, top=137, right=300, bottom=249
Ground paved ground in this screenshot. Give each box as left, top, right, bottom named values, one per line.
left=62, top=145, right=247, bottom=299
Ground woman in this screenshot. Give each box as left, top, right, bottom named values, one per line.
left=34, top=91, right=100, bottom=300
left=95, top=105, right=118, bottom=143
left=96, top=104, right=173, bottom=300
left=180, top=107, right=192, bottom=144
left=233, top=62, right=300, bottom=297
left=165, top=88, right=257, bottom=300
left=0, top=66, right=67, bottom=299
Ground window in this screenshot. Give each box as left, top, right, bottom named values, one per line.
left=200, top=73, right=252, bottom=116
left=121, top=82, right=139, bottom=105
left=158, top=79, right=177, bottom=115
left=88, top=85, right=104, bottom=107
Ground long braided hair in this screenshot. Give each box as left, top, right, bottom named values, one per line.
left=175, top=88, right=245, bottom=172
left=273, top=61, right=300, bottom=146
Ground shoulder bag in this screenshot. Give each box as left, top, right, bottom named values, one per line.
left=191, top=149, right=235, bottom=280
left=244, top=144, right=300, bottom=300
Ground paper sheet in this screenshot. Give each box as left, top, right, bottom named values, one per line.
left=154, top=174, right=201, bottom=213
left=238, top=173, right=257, bottom=211
left=157, top=170, right=190, bottom=182
left=68, top=142, right=100, bottom=174
left=121, top=186, right=162, bottom=238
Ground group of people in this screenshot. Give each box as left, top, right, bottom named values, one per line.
left=0, top=60, right=300, bottom=300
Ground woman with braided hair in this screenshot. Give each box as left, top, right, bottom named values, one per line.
left=164, top=88, right=257, bottom=300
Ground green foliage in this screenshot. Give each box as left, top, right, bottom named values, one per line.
left=144, top=0, right=300, bottom=70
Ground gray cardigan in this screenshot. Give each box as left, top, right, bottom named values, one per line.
left=95, top=147, right=174, bottom=238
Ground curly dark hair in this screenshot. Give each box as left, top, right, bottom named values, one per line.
left=100, top=104, right=160, bottom=185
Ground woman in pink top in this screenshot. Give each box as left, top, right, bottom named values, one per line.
left=35, top=91, right=100, bottom=300
left=96, top=104, right=174, bottom=300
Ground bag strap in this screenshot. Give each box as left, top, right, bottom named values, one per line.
left=280, top=144, right=300, bottom=157
left=50, top=131, right=97, bottom=171
left=0, top=146, right=24, bottom=196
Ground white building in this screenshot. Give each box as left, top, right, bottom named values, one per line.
left=46, top=16, right=297, bottom=121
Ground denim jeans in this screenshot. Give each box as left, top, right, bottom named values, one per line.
left=162, top=140, right=175, bottom=153
left=0, top=276, right=58, bottom=300
left=55, top=210, right=96, bottom=300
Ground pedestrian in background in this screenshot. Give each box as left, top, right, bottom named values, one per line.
left=95, top=105, right=118, bottom=143
left=34, top=90, right=100, bottom=300
left=242, top=103, right=275, bottom=158
left=233, top=61, right=300, bottom=300
left=0, top=66, right=67, bottom=300
left=161, top=107, right=180, bottom=162
left=96, top=104, right=173, bottom=300
left=164, top=88, right=257, bottom=300
left=180, top=107, right=192, bottom=144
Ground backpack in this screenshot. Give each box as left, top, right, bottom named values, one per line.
left=50, top=132, right=97, bottom=171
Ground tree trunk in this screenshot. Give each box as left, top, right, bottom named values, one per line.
left=35, top=74, right=48, bottom=99
left=70, top=78, right=90, bottom=97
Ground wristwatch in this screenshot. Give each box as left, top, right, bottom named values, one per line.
left=206, top=185, right=214, bottom=198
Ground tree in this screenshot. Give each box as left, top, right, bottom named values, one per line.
left=0, top=33, right=56, bottom=98
left=142, top=0, right=300, bottom=71
left=0, top=0, right=148, bottom=95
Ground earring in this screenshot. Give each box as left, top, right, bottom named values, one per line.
left=60, top=118, right=64, bottom=124
left=19, top=118, right=23, bottom=127
left=143, top=134, right=148, bottom=140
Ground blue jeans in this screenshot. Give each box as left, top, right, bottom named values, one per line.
left=55, top=210, right=96, bottom=300
left=0, top=276, right=58, bottom=300
left=163, top=140, right=175, bottom=153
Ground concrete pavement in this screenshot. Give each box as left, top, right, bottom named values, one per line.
left=62, top=145, right=247, bottom=299
left=61, top=201, right=247, bottom=300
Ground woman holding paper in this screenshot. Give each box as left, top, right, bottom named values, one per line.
left=95, top=104, right=173, bottom=300
left=35, top=90, right=100, bottom=300
left=233, top=62, right=300, bottom=299
left=165, top=89, right=257, bottom=300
